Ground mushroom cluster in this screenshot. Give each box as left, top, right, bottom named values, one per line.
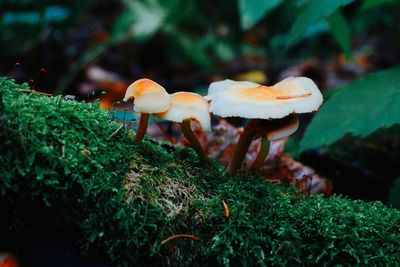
left=206, top=77, right=323, bottom=173
left=123, top=79, right=210, bottom=161
left=123, top=77, right=323, bottom=173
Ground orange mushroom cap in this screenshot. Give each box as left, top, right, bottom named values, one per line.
left=155, top=92, right=211, bottom=131
left=123, top=78, right=170, bottom=114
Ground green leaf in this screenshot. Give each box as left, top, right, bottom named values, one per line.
left=388, top=177, right=400, bottom=210
left=238, top=0, right=283, bottom=30
left=327, top=10, right=351, bottom=58
left=286, top=0, right=354, bottom=48
left=300, top=67, right=400, bottom=151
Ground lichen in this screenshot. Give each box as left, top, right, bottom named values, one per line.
left=125, top=160, right=207, bottom=218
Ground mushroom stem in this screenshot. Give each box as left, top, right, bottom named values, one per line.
left=181, top=118, right=208, bottom=161
left=135, top=113, right=150, bottom=141
left=227, top=119, right=260, bottom=174
left=249, top=136, right=270, bottom=172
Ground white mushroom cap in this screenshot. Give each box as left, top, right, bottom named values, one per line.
left=155, top=92, right=211, bottom=131
left=266, top=115, right=299, bottom=141
left=204, top=79, right=259, bottom=101
left=206, top=77, right=323, bottom=119
left=123, top=78, right=170, bottom=114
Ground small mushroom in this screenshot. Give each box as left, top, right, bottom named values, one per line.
left=155, top=92, right=211, bottom=161
left=123, top=78, right=170, bottom=141
left=206, top=77, right=323, bottom=174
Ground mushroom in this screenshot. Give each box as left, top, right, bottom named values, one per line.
left=155, top=92, right=211, bottom=161
left=123, top=78, right=170, bottom=141
left=205, top=77, right=323, bottom=174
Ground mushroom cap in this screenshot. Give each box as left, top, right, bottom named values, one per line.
left=155, top=92, right=211, bottom=131
left=266, top=114, right=299, bottom=141
left=206, top=77, right=323, bottom=119
left=123, top=78, right=170, bottom=114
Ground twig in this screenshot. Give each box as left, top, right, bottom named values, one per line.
left=109, top=123, right=124, bottom=138
left=161, top=234, right=199, bottom=245
left=15, top=88, right=52, bottom=96
left=222, top=200, right=230, bottom=218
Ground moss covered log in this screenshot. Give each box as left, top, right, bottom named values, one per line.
left=0, top=77, right=399, bottom=266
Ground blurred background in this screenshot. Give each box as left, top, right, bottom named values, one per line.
left=1, top=0, right=400, bottom=208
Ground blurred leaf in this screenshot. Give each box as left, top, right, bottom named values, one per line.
left=388, top=177, right=400, bottom=209
left=286, top=0, right=354, bottom=48
left=235, top=70, right=267, bottom=83
left=213, top=40, right=236, bottom=62
left=58, top=0, right=183, bottom=93
left=302, top=20, right=329, bottom=39
left=56, top=42, right=110, bottom=94
left=300, top=67, right=400, bottom=151
left=127, top=0, right=167, bottom=41
left=112, top=0, right=168, bottom=42
left=1, top=5, right=73, bottom=25
left=327, top=10, right=351, bottom=58
left=44, top=6, right=70, bottom=22
left=238, top=0, right=283, bottom=30
left=0, top=1, right=93, bottom=54
left=168, top=31, right=213, bottom=69
left=361, top=0, right=398, bottom=10
left=110, top=8, right=135, bottom=42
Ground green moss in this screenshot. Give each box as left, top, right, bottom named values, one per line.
left=1, top=77, right=399, bottom=266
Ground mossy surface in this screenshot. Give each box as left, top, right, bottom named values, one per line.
left=1, top=77, right=399, bottom=266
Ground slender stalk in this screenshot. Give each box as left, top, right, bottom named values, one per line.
left=134, top=113, right=149, bottom=141
left=161, top=234, right=199, bottom=245
left=181, top=119, right=208, bottom=161
left=227, top=119, right=261, bottom=174
left=228, top=115, right=298, bottom=174
left=249, top=136, right=270, bottom=172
